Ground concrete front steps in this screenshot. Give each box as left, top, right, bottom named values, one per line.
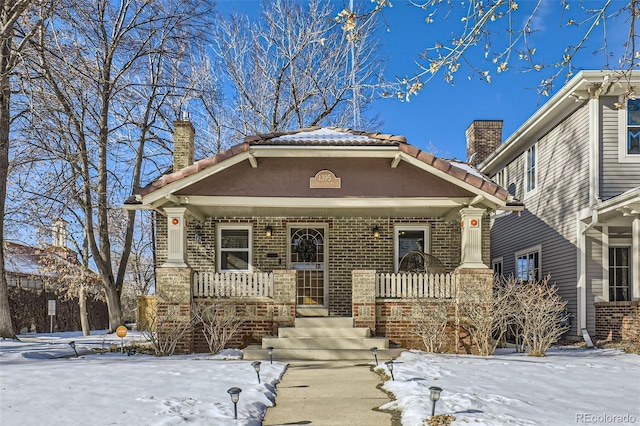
left=243, top=317, right=403, bottom=361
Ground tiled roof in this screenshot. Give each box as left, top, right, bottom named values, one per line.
left=131, top=127, right=509, bottom=202
left=245, top=126, right=407, bottom=145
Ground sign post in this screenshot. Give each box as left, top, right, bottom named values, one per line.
left=47, top=300, right=56, bottom=334
left=116, top=326, right=128, bottom=354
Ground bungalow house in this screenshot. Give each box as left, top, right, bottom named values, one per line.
left=475, top=70, right=640, bottom=342
left=125, top=123, right=519, bottom=357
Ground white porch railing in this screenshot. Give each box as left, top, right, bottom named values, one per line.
left=193, top=272, right=274, bottom=298
left=376, top=272, right=457, bottom=298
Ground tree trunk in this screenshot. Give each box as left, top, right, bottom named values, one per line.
left=78, top=284, right=90, bottom=336
left=104, top=285, right=123, bottom=331
left=0, top=22, right=15, bottom=339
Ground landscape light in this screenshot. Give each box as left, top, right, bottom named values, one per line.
left=266, top=346, right=274, bottom=364
left=370, top=347, right=378, bottom=365
left=385, top=360, right=395, bottom=381
left=429, top=386, right=443, bottom=417
left=251, top=361, right=261, bottom=384
left=227, top=387, right=242, bottom=420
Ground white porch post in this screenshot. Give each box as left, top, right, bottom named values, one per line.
left=633, top=217, right=640, bottom=301
left=458, top=207, right=487, bottom=269
left=163, top=206, right=188, bottom=267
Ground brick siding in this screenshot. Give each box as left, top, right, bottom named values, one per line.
left=595, top=301, right=640, bottom=341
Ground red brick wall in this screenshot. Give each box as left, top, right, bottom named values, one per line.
left=595, top=301, right=640, bottom=341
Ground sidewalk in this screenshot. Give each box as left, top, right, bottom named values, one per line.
left=262, top=360, right=394, bottom=426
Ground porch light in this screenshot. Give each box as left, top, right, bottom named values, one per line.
left=372, top=226, right=380, bottom=239
left=265, top=226, right=273, bottom=238
left=370, top=347, right=378, bottom=365
left=251, top=361, right=261, bottom=384
left=429, top=386, right=443, bottom=417
left=227, top=387, right=242, bottom=420
left=385, top=360, right=395, bottom=381
left=68, top=341, right=78, bottom=357
left=266, top=346, right=274, bottom=364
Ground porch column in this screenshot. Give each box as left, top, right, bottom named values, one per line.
left=163, top=207, right=188, bottom=267
left=633, top=217, right=640, bottom=301
left=458, top=207, right=487, bottom=269
left=352, top=270, right=376, bottom=334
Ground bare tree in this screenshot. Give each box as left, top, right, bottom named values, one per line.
left=341, top=1, right=640, bottom=99
left=411, top=299, right=451, bottom=353
left=190, top=0, right=388, bottom=154
left=22, top=0, right=212, bottom=331
left=0, top=0, right=53, bottom=339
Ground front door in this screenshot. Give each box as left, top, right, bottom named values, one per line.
left=289, top=226, right=327, bottom=309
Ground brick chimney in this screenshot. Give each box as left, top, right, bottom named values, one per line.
left=173, top=111, right=195, bottom=172
left=466, top=120, right=502, bottom=166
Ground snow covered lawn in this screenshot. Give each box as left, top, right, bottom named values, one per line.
left=0, top=331, right=285, bottom=426
left=378, top=348, right=640, bottom=425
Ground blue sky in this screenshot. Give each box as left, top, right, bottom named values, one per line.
left=216, top=0, right=628, bottom=161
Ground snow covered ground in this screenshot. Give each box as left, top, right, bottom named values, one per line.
left=377, top=348, right=640, bottom=425
left=2, top=331, right=639, bottom=425
left=0, top=331, right=286, bottom=425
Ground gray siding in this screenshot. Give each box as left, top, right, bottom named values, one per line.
left=585, top=228, right=605, bottom=334
left=491, top=103, right=590, bottom=336
left=600, top=96, right=640, bottom=199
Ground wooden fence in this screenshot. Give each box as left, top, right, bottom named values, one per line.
left=376, top=272, right=457, bottom=298
left=193, top=272, right=274, bottom=298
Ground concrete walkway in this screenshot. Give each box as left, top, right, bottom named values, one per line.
left=262, top=361, right=394, bottom=426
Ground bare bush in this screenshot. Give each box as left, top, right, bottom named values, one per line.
left=411, top=299, right=451, bottom=353
left=141, top=303, right=195, bottom=356
left=192, top=299, right=244, bottom=354
left=510, top=276, right=569, bottom=357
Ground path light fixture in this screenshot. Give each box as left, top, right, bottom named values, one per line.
left=227, top=387, right=242, bottom=420
left=68, top=341, right=78, bottom=357
left=385, top=360, right=395, bottom=381
left=266, top=346, right=274, bottom=364
left=429, top=386, right=443, bottom=417
left=370, top=347, right=378, bottom=365
left=251, top=361, right=261, bottom=384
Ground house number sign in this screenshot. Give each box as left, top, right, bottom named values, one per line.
left=310, top=170, right=341, bottom=189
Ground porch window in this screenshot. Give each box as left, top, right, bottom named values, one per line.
left=525, top=144, right=536, bottom=194
left=609, top=247, right=630, bottom=302
left=627, top=99, right=640, bottom=155
left=217, top=225, right=252, bottom=272
left=394, top=225, right=430, bottom=272
left=494, top=168, right=507, bottom=189
left=515, top=245, right=540, bottom=281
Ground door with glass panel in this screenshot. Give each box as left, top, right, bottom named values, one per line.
left=289, top=226, right=327, bottom=307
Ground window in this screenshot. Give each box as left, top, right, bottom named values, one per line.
left=609, top=247, right=630, bottom=302
left=492, top=257, right=503, bottom=277
left=627, top=99, right=640, bottom=155
left=394, top=225, right=430, bottom=272
left=217, top=225, right=252, bottom=272
left=525, top=145, right=536, bottom=194
left=494, top=168, right=507, bottom=189
left=515, top=246, right=541, bottom=281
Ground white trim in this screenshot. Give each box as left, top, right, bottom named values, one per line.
left=524, top=144, right=537, bottom=198
left=589, top=95, right=600, bottom=204
left=514, top=244, right=542, bottom=281
left=494, top=168, right=507, bottom=190
left=602, top=226, right=609, bottom=302
left=216, top=224, right=253, bottom=272
left=618, top=97, right=640, bottom=163
left=576, top=216, right=586, bottom=334
left=633, top=218, right=640, bottom=301
left=394, top=224, right=431, bottom=273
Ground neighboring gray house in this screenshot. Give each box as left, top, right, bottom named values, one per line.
left=469, top=70, right=640, bottom=341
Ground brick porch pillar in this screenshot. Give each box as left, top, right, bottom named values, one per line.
left=156, top=267, right=193, bottom=354
left=352, top=270, right=377, bottom=334
left=272, top=270, right=296, bottom=324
